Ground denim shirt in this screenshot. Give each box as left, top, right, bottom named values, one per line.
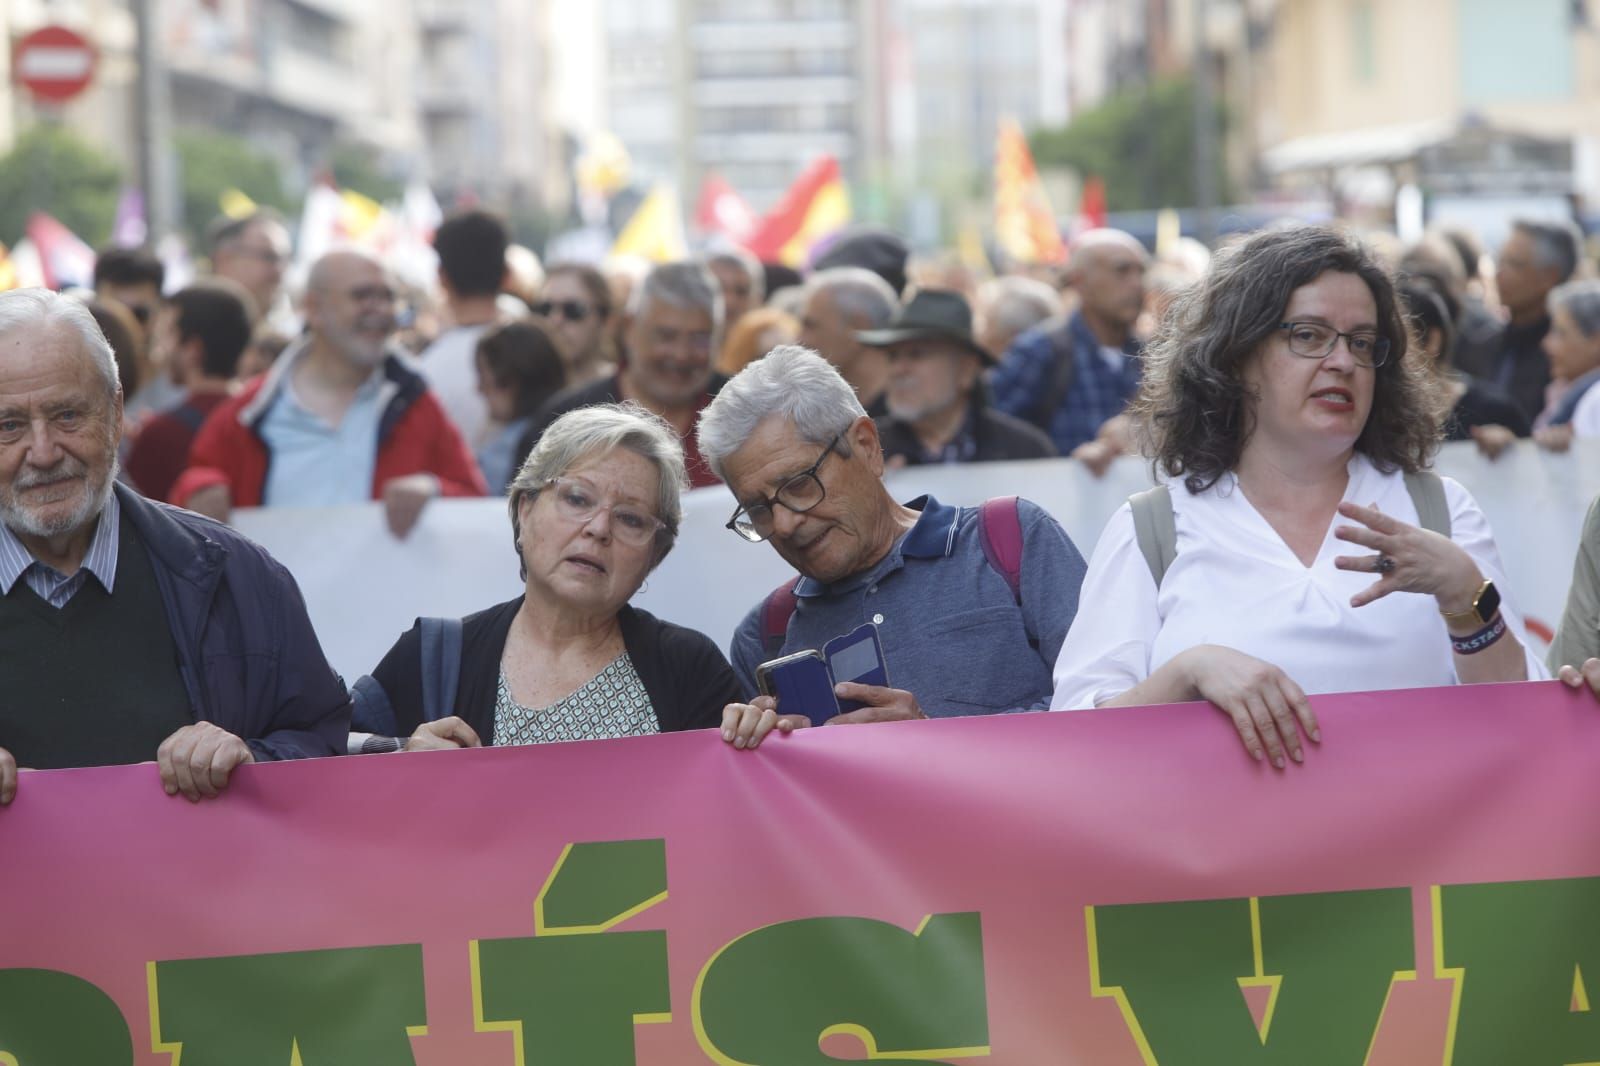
left=730, top=495, right=1087, bottom=716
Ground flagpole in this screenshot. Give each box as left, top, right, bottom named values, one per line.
left=134, top=0, right=176, bottom=243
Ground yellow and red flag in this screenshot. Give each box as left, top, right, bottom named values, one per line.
left=994, top=117, right=1066, bottom=265
left=744, top=155, right=850, bottom=267
left=611, top=186, right=688, bottom=263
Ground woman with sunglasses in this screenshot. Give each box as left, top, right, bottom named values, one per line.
left=535, top=263, right=617, bottom=387
left=1051, top=226, right=1545, bottom=768
left=357, top=403, right=741, bottom=751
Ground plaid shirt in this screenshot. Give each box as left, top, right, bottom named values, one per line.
left=0, top=490, right=120, bottom=608
left=989, top=311, right=1141, bottom=454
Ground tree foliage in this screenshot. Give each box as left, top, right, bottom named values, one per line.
left=174, top=131, right=292, bottom=239
left=328, top=141, right=403, bottom=204
left=1030, top=75, right=1229, bottom=213
left=0, top=125, right=122, bottom=246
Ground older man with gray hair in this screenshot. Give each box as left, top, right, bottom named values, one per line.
left=797, top=266, right=899, bottom=414
left=698, top=345, right=1087, bottom=750
left=518, top=260, right=728, bottom=486
left=0, top=289, right=348, bottom=808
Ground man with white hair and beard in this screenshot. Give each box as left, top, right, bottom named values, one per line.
left=0, top=289, right=349, bottom=808
left=172, top=249, right=486, bottom=536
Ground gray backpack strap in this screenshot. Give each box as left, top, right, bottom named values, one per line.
left=1403, top=471, right=1451, bottom=539
left=1128, top=483, right=1177, bottom=588
left=419, top=616, right=464, bottom=723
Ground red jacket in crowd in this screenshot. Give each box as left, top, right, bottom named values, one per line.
left=170, top=348, right=488, bottom=508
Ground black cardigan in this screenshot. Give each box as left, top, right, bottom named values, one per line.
left=370, top=597, right=742, bottom=742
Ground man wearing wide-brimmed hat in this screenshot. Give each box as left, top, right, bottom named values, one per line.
left=858, top=289, right=1056, bottom=467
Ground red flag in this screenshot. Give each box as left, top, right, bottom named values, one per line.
left=694, top=173, right=755, bottom=243
left=743, top=156, right=850, bottom=267
left=26, top=212, right=96, bottom=290
left=1078, top=176, right=1108, bottom=231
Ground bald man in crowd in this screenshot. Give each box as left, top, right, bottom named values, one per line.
left=172, top=250, right=486, bottom=537
left=990, top=228, right=1148, bottom=474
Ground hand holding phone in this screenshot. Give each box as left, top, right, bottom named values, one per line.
left=756, top=623, right=891, bottom=726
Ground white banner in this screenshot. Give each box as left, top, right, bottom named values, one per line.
left=234, top=440, right=1598, bottom=684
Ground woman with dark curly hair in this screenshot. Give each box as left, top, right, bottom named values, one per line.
left=1051, top=225, right=1545, bottom=768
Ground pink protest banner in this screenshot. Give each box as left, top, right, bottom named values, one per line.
left=2, top=681, right=1598, bottom=1064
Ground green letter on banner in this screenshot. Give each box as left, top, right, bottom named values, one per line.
left=0, top=968, right=133, bottom=1064
left=150, top=945, right=425, bottom=1064
left=693, top=913, right=989, bottom=1065
left=1436, top=877, right=1600, bottom=1065
left=472, top=839, right=672, bottom=1064
left=1088, top=889, right=1414, bottom=1064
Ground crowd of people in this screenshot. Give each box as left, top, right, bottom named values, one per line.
left=2, top=203, right=1599, bottom=806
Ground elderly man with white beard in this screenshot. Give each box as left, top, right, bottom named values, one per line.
left=0, top=289, right=349, bottom=807
left=171, top=249, right=486, bottom=537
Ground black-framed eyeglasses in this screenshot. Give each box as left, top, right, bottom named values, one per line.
left=534, top=299, right=592, bottom=322
left=1277, top=321, right=1391, bottom=369
left=725, top=432, right=842, bottom=543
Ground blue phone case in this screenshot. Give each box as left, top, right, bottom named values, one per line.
left=823, top=623, right=890, bottom=715
left=758, top=652, right=839, bottom=726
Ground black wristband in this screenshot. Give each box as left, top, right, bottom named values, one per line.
left=1451, top=612, right=1507, bottom=655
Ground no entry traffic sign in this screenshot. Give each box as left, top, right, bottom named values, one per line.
left=13, top=25, right=98, bottom=105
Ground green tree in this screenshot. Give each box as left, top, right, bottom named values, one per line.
left=328, top=141, right=403, bottom=205
left=0, top=124, right=122, bottom=246
left=1030, top=75, right=1228, bottom=213
left=174, top=130, right=293, bottom=240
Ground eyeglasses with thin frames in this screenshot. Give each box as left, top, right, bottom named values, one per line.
left=1277, top=321, right=1391, bottom=369
left=543, top=477, right=667, bottom=548
left=725, top=433, right=843, bottom=543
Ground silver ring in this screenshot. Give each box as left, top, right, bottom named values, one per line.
left=1375, top=555, right=1396, bottom=574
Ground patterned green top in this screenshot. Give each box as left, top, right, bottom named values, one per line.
left=491, top=653, right=659, bottom=745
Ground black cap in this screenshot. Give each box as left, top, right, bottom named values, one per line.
left=812, top=226, right=910, bottom=296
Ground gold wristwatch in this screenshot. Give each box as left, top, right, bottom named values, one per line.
left=1440, top=579, right=1501, bottom=630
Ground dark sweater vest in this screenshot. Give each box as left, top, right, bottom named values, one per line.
left=0, top=512, right=193, bottom=769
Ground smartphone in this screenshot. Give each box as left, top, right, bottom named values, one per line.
left=756, top=650, right=839, bottom=726
left=822, top=622, right=890, bottom=714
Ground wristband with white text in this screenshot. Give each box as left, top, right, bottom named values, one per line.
left=1450, top=612, right=1507, bottom=655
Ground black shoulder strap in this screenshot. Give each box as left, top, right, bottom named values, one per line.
left=419, top=616, right=464, bottom=722
left=1025, top=319, right=1078, bottom=431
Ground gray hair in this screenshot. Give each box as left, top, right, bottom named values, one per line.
left=0, top=288, right=119, bottom=398
left=626, top=260, right=724, bottom=329
left=977, top=276, right=1063, bottom=340
left=705, top=246, right=765, bottom=303
left=697, top=345, right=865, bottom=479
left=804, top=267, right=898, bottom=329
left=1550, top=279, right=1600, bottom=338
left=1512, top=218, right=1584, bottom=283
left=507, top=403, right=688, bottom=575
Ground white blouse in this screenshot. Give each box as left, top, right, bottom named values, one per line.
left=1051, top=455, right=1548, bottom=709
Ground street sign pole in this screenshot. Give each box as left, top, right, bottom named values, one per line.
left=133, top=0, right=177, bottom=243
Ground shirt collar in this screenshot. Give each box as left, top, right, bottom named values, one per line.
left=0, top=487, right=121, bottom=595
left=792, top=494, right=959, bottom=597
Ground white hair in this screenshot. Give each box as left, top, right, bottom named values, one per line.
left=0, top=288, right=119, bottom=397
left=507, top=403, right=687, bottom=574
left=977, top=276, right=1063, bottom=341
left=697, top=345, right=865, bottom=480
left=804, top=267, right=898, bottom=329
left=1551, top=279, right=1600, bottom=337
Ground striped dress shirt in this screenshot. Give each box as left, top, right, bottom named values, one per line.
left=0, top=490, right=121, bottom=608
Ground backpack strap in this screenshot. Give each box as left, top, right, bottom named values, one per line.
left=978, top=496, right=1024, bottom=604
left=1129, top=483, right=1177, bottom=588
left=1403, top=471, right=1451, bottom=539
left=419, top=616, right=464, bottom=723
left=1024, top=319, right=1078, bottom=431
left=760, top=578, right=801, bottom=656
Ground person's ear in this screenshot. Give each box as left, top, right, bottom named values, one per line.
left=849, top=414, right=886, bottom=477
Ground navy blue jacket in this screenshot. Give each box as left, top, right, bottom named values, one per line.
left=116, top=483, right=350, bottom=760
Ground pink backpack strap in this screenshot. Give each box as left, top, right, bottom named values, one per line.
left=978, top=496, right=1024, bottom=604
